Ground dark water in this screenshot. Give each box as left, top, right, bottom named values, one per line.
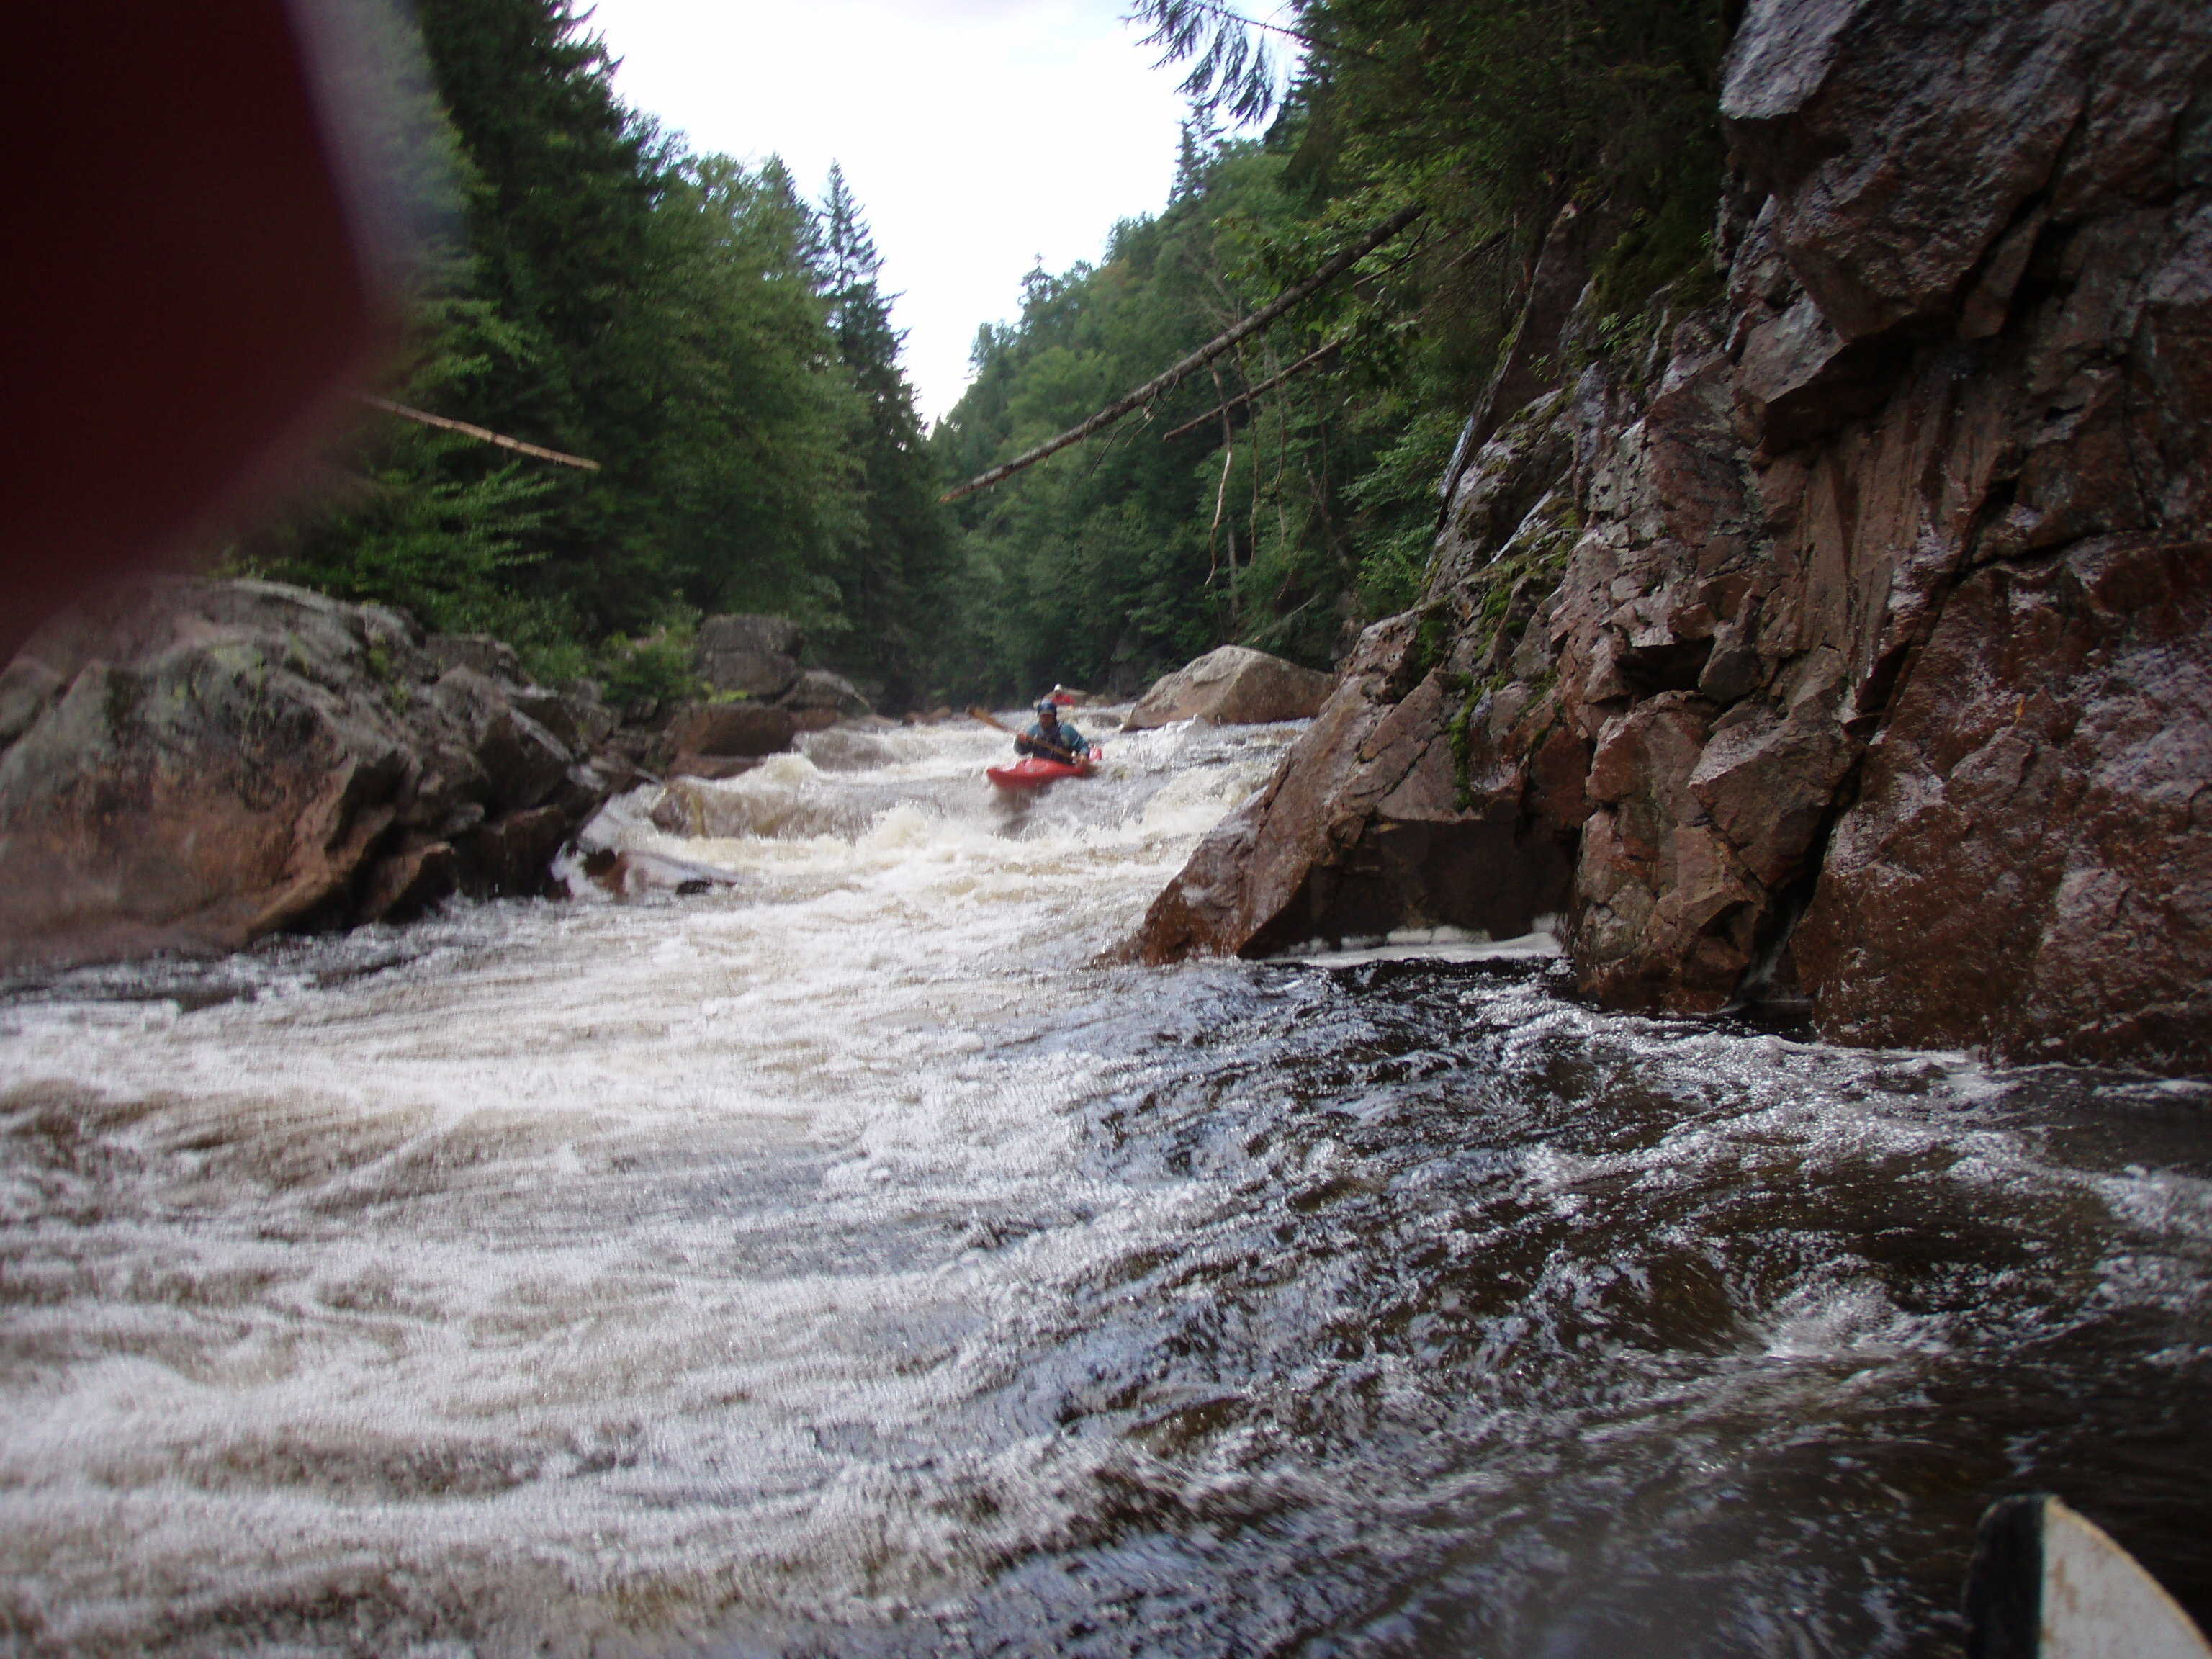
left=1, top=721, right=2206, bottom=1657
left=748, top=957, right=2212, bottom=1658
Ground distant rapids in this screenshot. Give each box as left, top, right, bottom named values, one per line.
left=1, top=714, right=2207, bottom=1657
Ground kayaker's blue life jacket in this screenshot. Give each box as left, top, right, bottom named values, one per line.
left=1017, top=718, right=1089, bottom=759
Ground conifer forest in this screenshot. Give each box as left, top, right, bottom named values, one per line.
left=240, top=0, right=1727, bottom=709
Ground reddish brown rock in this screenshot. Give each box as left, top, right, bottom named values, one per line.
left=667, top=701, right=796, bottom=760
left=1573, top=694, right=1755, bottom=1011
left=1125, top=646, right=1334, bottom=732
left=1794, top=538, right=2212, bottom=1071
left=356, top=837, right=460, bottom=923
left=1722, top=0, right=2125, bottom=341
left=1125, top=613, right=1573, bottom=963
left=1130, top=0, right=2212, bottom=1072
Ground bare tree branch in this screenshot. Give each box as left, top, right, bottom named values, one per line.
left=941, top=205, right=1423, bottom=505
left=1161, top=335, right=1344, bottom=439
left=356, top=395, right=602, bottom=472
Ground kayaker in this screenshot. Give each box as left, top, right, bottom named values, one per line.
left=1015, top=698, right=1091, bottom=763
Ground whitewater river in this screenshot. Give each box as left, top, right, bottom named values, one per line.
left=1, top=714, right=2207, bottom=1658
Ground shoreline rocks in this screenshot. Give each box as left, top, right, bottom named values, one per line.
left=0, top=579, right=636, bottom=976
left=1129, top=0, right=2212, bottom=1075
left=678, top=613, right=878, bottom=756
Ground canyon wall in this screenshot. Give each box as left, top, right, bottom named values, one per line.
left=1133, top=0, right=2212, bottom=1074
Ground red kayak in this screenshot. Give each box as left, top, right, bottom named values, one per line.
left=986, top=750, right=1101, bottom=790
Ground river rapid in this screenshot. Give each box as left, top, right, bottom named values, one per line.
left=1, top=714, right=2207, bottom=1658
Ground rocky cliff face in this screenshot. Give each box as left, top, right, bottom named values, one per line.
left=1133, top=0, right=2212, bottom=1074
left=0, top=580, right=634, bottom=975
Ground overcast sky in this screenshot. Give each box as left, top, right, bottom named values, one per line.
left=579, top=0, right=1202, bottom=423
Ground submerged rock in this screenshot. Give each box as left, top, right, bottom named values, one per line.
left=1132, top=0, right=2212, bottom=1073
left=1124, top=645, right=1334, bottom=731
left=801, top=728, right=898, bottom=772
left=0, top=579, right=634, bottom=974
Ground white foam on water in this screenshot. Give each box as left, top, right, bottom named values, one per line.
left=0, top=717, right=1294, bottom=1649
left=1285, top=925, right=1565, bottom=968
left=6, top=716, right=2205, bottom=1655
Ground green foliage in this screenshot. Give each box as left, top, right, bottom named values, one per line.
left=1348, top=407, right=1462, bottom=615
left=228, top=0, right=950, bottom=709
left=931, top=0, right=1727, bottom=702
left=593, top=614, right=703, bottom=706
left=246, top=0, right=1725, bottom=715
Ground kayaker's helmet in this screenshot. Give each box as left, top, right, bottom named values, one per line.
left=1035, top=698, right=1060, bottom=720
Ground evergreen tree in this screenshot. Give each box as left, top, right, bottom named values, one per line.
left=930, top=0, right=1729, bottom=700
left=816, top=165, right=951, bottom=708
left=243, top=0, right=925, bottom=679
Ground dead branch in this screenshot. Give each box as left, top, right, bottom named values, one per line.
left=356, top=394, right=602, bottom=472
left=940, top=204, right=1424, bottom=505
left=1161, top=336, right=1346, bottom=440
left=1207, top=361, right=1235, bottom=585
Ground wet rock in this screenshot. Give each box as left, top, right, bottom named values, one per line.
left=1125, top=616, right=1573, bottom=963
left=1573, top=693, right=1757, bottom=1012
left=0, top=578, right=632, bottom=974
left=1722, top=0, right=2103, bottom=340
left=696, top=614, right=802, bottom=698
left=666, top=701, right=796, bottom=761
left=644, top=775, right=832, bottom=842
left=668, top=755, right=768, bottom=783
left=1132, top=0, right=2212, bottom=1072
left=572, top=846, right=743, bottom=899
left=1733, top=293, right=1894, bottom=450
left=1685, top=695, right=1853, bottom=889
left=1124, top=645, right=1334, bottom=732
left=355, top=836, right=459, bottom=923
left=801, top=729, right=898, bottom=772
left=1794, top=537, right=2212, bottom=1072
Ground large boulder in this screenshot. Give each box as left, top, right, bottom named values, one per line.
left=696, top=614, right=802, bottom=698
left=665, top=701, right=796, bottom=768
left=1125, top=613, right=1573, bottom=964
left=1124, top=646, right=1334, bottom=731
left=0, top=578, right=633, bottom=975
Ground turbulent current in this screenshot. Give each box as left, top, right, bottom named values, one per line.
left=1, top=715, right=2207, bottom=1658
